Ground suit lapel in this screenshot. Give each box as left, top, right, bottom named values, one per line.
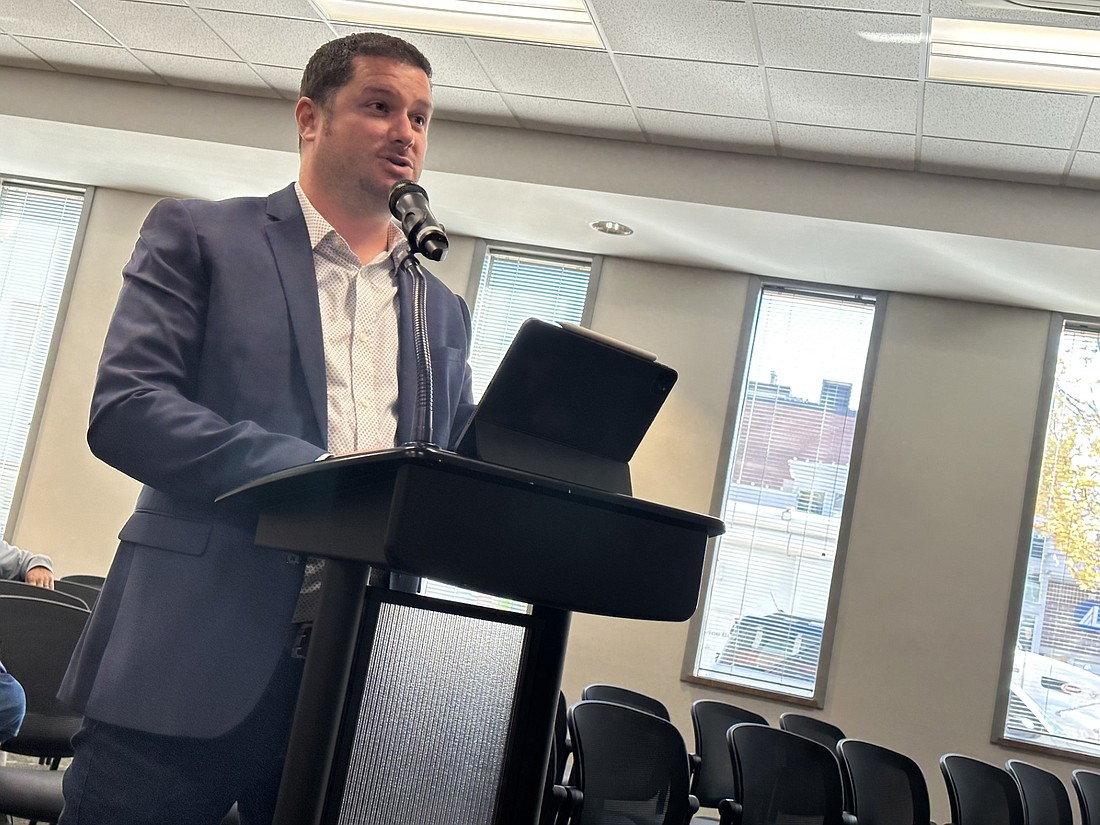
left=264, top=185, right=328, bottom=443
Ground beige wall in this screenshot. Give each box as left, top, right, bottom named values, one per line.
left=8, top=183, right=1081, bottom=821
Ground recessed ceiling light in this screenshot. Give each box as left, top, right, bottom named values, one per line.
left=316, top=0, right=604, bottom=49
left=590, top=220, right=634, bottom=236
left=929, top=17, right=1100, bottom=93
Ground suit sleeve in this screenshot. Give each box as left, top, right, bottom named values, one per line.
left=88, top=198, right=325, bottom=504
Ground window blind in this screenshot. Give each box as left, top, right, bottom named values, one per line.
left=0, top=182, right=85, bottom=536
left=467, top=248, right=591, bottom=400
left=1004, top=323, right=1100, bottom=758
left=695, top=286, right=876, bottom=699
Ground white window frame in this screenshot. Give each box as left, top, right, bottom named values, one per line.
left=0, top=177, right=90, bottom=541
left=683, top=277, right=885, bottom=707
left=995, top=315, right=1100, bottom=762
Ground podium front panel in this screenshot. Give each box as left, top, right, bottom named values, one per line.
left=325, top=591, right=546, bottom=824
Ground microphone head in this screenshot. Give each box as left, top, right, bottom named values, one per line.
left=388, top=179, right=426, bottom=219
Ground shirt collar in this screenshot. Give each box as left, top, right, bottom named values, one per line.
left=294, top=182, right=410, bottom=268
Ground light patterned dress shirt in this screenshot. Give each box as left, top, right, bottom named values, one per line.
left=294, top=183, right=406, bottom=454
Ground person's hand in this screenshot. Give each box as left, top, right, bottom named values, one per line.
left=25, top=567, right=53, bottom=589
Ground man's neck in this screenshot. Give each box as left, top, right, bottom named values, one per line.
left=299, top=180, right=392, bottom=263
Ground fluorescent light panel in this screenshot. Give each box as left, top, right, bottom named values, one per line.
left=316, top=0, right=603, bottom=48
left=930, top=17, right=1100, bottom=93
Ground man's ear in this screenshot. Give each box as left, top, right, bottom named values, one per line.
left=295, top=97, right=320, bottom=143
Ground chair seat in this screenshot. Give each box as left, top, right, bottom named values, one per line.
left=0, top=766, right=65, bottom=821
left=2, top=713, right=82, bottom=759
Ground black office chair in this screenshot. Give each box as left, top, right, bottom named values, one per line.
left=690, top=700, right=767, bottom=810
left=838, top=738, right=932, bottom=825
left=1006, top=760, right=1073, bottom=825
left=722, top=722, right=846, bottom=825
left=557, top=699, right=698, bottom=825
left=778, top=713, right=846, bottom=754
left=940, top=754, right=1025, bottom=825
left=58, top=574, right=104, bottom=589
left=1074, top=770, right=1100, bottom=825
left=0, top=580, right=88, bottom=611
left=778, top=713, right=850, bottom=809
left=0, top=596, right=88, bottom=768
left=52, top=580, right=99, bottom=612
left=581, top=684, right=670, bottom=721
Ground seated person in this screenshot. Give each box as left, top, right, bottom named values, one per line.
left=0, top=664, right=24, bottom=743
left=0, top=538, right=53, bottom=588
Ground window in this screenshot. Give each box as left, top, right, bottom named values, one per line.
left=466, top=243, right=596, bottom=400
left=420, top=242, right=597, bottom=610
left=0, top=180, right=86, bottom=537
left=1000, top=321, right=1100, bottom=759
left=690, top=285, right=878, bottom=701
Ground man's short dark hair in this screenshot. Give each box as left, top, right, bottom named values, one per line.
left=300, top=33, right=432, bottom=109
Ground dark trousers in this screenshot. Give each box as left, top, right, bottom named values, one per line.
left=58, top=652, right=304, bottom=825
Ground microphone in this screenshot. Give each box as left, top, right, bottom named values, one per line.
left=388, top=180, right=448, bottom=262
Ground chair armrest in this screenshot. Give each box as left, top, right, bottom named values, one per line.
left=687, top=793, right=701, bottom=821
left=717, top=798, right=742, bottom=825
left=542, top=784, right=582, bottom=825
left=842, top=812, right=858, bottom=825
left=690, top=753, right=702, bottom=774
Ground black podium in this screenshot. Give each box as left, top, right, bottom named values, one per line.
left=219, top=321, right=724, bottom=825
left=223, top=446, right=721, bottom=825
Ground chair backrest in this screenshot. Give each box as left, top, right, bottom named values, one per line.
left=728, top=722, right=846, bottom=825
left=690, top=699, right=768, bottom=808
left=0, top=580, right=88, bottom=611
left=59, top=574, right=105, bottom=589
left=940, top=754, right=1026, bottom=825
left=568, top=700, right=694, bottom=825
left=53, top=580, right=99, bottom=612
left=1073, top=770, right=1100, bottom=825
left=0, top=596, right=88, bottom=759
left=838, top=739, right=931, bottom=825
left=779, top=713, right=846, bottom=754
left=1007, top=760, right=1073, bottom=825
left=581, top=684, right=670, bottom=721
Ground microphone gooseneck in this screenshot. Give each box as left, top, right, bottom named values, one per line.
left=388, top=180, right=449, bottom=262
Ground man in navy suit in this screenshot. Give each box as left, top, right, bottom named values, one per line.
left=58, top=32, right=474, bottom=825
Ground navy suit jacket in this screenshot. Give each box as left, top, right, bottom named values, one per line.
left=60, top=184, right=475, bottom=737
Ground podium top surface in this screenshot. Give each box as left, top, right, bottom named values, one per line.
left=218, top=444, right=723, bottom=537
left=218, top=446, right=723, bottom=621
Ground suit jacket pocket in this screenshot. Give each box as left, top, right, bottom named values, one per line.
left=119, top=510, right=213, bottom=556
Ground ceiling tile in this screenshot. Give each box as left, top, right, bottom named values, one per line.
left=252, top=63, right=303, bottom=100
left=3, top=0, right=117, bottom=44
left=432, top=86, right=519, bottom=129
left=920, top=137, right=1068, bottom=185
left=777, top=122, right=915, bottom=170
left=16, top=36, right=161, bottom=83
left=468, top=41, right=627, bottom=104
left=637, top=109, right=775, bottom=154
left=77, top=0, right=237, bottom=59
left=587, top=0, right=757, bottom=64
left=616, top=55, right=768, bottom=119
left=764, top=0, right=922, bottom=13
left=0, top=33, right=53, bottom=70
left=755, top=6, right=921, bottom=79
left=133, top=51, right=278, bottom=97
left=502, top=94, right=643, bottom=142
left=191, top=0, right=324, bottom=18
left=196, top=8, right=333, bottom=67
left=1067, top=151, right=1100, bottom=189
left=923, top=83, right=1087, bottom=149
left=333, top=27, right=494, bottom=90
left=1080, top=100, right=1100, bottom=152
left=767, top=69, right=918, bottom=133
